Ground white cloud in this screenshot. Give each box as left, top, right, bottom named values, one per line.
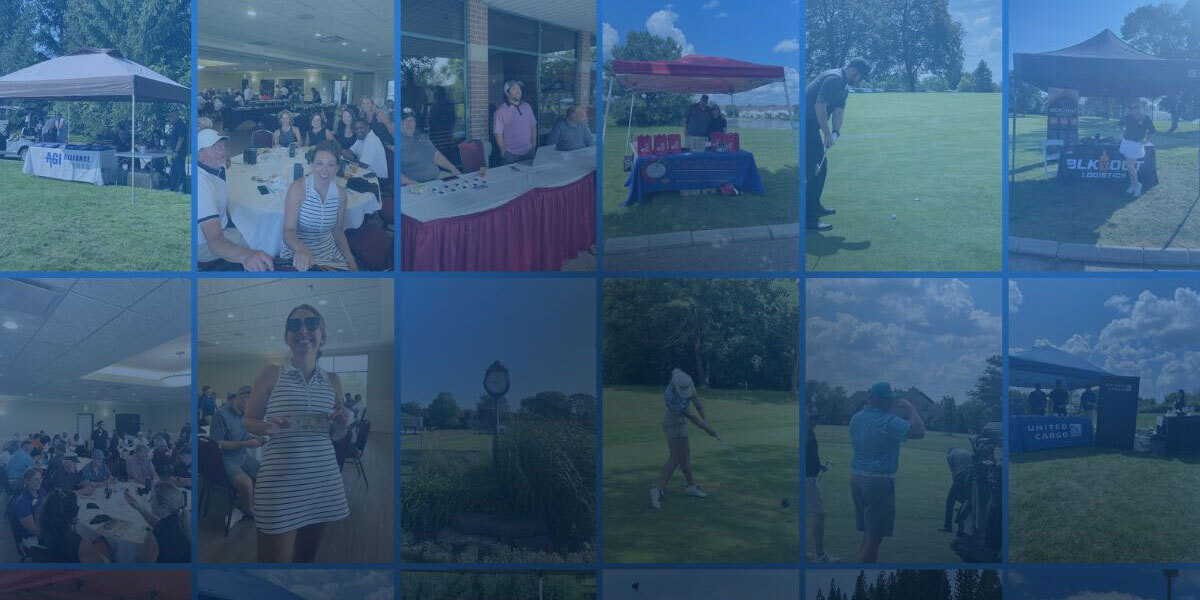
left=703, top=0, right=719, bottom=8
left=1009, top=281, right=1023, bottom=314
left=773, top=38, right=800, bottom=53
left=715, top=11, right=728, bottom=18
left=1104, top=294, right=1132, bottom=314
left=646, top=6, right=694, bottom=55
left=602, top=22, right=619, bottom=58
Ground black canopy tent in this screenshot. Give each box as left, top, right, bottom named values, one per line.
left=0, top=48, right=189, bottom=201
left=1011, top=29, right=1200, bottom=187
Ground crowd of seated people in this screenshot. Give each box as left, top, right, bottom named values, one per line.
left=2, top=424, right=192, bottom=563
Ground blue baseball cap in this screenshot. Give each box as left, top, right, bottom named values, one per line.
left=868, top=381, right=900, bottom=399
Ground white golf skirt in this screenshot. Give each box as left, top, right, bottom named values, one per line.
left=1120, top=139, right=1146, bottom=160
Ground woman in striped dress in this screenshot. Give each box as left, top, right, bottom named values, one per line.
left=244, top=304, right=351, bottom=562
left=280, top=144, right=359, bottom=271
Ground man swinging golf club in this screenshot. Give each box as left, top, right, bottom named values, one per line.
left=849, top=381, right=925, bottom=562
left=805, top=57, right=871, bottom=231
left=651, top=368, right=718, bottom=509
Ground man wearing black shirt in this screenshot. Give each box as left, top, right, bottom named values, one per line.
left=806, top=401, right=836, bottom=561
left=91, top=422, right=109, bottom=455
left=684, top=95, right=712, bottom=151
left=1049, top=379, right=1068, bottom=417
left=1119, top=101, right=1155, bottom=197
left=1080, top=385, right=1097, bottom=425
left=805, top=57, right=870, bottom=231
left=1027, top=384, right=1047, bottom=416
left=167, top=110, right=188, bottom=192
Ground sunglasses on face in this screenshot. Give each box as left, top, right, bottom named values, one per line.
left=286, top=317, right=322, bottom=332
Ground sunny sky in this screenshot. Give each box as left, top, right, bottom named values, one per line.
left=601, top=0, right=802, bottom=105
left=952, top=0, right=1003, bottom=80
left=253, top=570, right=394, bottom=600
left=1006, top=567, right=1199, bottom=600
left=1010, top=0, right=1145, bottom=59
left=400, top=278, right=596, bottom=408
left=806, top=279, right=1002, bottom=402
left=604, top=569, right=800, bottom=600
left=1010, top=278, right=1200, bottom=402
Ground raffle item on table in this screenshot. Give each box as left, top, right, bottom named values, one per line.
left=636, top=135, right=652, bottom=157
left=653, top=134, right=669, bottom=155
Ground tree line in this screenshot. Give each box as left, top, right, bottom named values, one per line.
left=402, top=390, right=597, bottom=431
left=815, top=570, right=1001, bottom=600
left=0, top=0, right=189, bottom=141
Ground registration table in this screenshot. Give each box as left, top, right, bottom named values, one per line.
left=22, top=142, right=117, bottom=186
left=1158, top=412, right=1200, bottom=455
left=76, top=482, right=191, bottom=562
left=625, top=149, right=764, bottom=206
left=227, top=147, right=382, bottom=257
left=401, top=146, right=596, bottom=271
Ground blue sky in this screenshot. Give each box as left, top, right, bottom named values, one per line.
left=807, top=570, right=975, bottom=599
left=601, top=0, right=801, bottom=104
left=951, top=0, right=1003, bottom=81
left=604, top=569, right=799, bottom=600
left=806, top=279, right=1002, bottom=402
left=1007, top=567, right=1200, bottom=600
left=400, top=278, right=596, bottom=408
left=253, top=570, right=394, bottom=600
left=1010, top=278, right=1200, bottom=401
left=1010, top=0, right=1142, bottom=59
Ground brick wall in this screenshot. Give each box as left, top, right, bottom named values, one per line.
left=577, top=32, right=595, bottom=111
left=467, top=0, right=490, bottom=143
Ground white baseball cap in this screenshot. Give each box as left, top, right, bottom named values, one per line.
left=671, top=368, right=695, bottom=397
left=197, top=128, right=228, bottom=150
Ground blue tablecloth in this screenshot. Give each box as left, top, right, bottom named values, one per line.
left=1009, top=415, right=1094, bottom=454
left=624, top=150, right=764, bottom=206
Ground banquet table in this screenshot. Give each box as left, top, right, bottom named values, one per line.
left=401, top=146, right=596, bottom=271
left=76, top=481, right=191, bottom=562
left=227, top=146, right=382, bottom=257
left=22, top=142, right=117, bottom=186
left=624, top=149, right=764, bottom=206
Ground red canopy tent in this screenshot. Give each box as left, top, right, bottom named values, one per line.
left=0, top=571, right=190, bottom=599
left=606, top=55, right=796, bottom=154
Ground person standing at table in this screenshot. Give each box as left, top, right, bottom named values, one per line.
left=1027, top=384, right=1047, bottom=416
left=546, top=105, right=594, bottom=152
left=274, top=110, right=302, bottom=148
left=244, top=304, right=351, bottom=562
left=398, top=107, right=460, bottom=184
left=707, top=104, right=727, bottom=136
left=37, top=489, right=110, bottom=563
left=684, top=94, right=712, bottom=151
left=494, top=80, right=538, bottom=164
left=343, top=119, right=389, bottom=180
left=55, top=114, right=67, bottom=143
left=1080, top=385, right=1098, bottom=426
left=81, top=450, right=113, bottom=485
left=123, top=482, right=191, bottom=563
left=212, top=384, right=261, bottom=525
left=40, top=113, right=58, bottom=142
left=1120, top=100, right=1155, bottom=197
left=15, top=467, right=46, bottom=548
left=196, top=129, right=275, bottom=271
left=91, top=422, right=109, bottom=456
left=805, top=57, right=870, bottom=232
left=311, top=87, right=321, bottom=104
left=1049, top=380, right=1069, bottom=417
left=283, top=143, right=359, bottom=271
left=167, top=110, right=188, bottom=192
left=305, top=113, right=335, bottom=147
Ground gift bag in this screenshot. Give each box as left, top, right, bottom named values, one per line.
left=653, top=134, right=669, bottom=155
left=636, top=135, right=652, bottom=157
left=667, top=134, right=682, bottom=154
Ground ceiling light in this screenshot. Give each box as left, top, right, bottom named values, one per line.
left=361, top=48, right=367, bottom=52
left=247, top=9, right=256, bottom=16
left=318, top=299, right=328, bottom=306
left=341, top=42, right=348, bottom=46
left=337, top=329, right=344, bottom=333
left=227, top=313, right=235, bottom=318
left=2, top=319, right=16, bottom=330
left=160, top=350, right=190, bottom=388
left=315, top=32, right=321, bottom=37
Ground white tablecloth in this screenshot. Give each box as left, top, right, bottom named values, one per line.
left=23, top=144, right=117, bottom=186
left=76, top=482, right=191, bottom=562
left=227, top=147, right=382, bottom=257
left=401, top=146, right=595, bottom=223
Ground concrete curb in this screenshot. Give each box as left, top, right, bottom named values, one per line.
left=605, top=223, right=800, bottom=254
left=1009, top=235, right=1200, bottom=268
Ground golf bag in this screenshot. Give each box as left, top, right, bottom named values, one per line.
left=951, top=422, right=1002, bottom=563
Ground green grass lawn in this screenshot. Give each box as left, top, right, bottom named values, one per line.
left=602, top=385, right=800, bottom=563
left=1010, top=114, right=1200, bottom=248
left=0, top=159, right=189, bottom=271
left=806, top=93, right=1002, bottom=271
left=1010, top=446, right=1200, bottom=562
left=812, top=424, right=971, bottom=562
left=602, top=127, right=799, bottom=237
left=400, top=428, right=492, bottom=479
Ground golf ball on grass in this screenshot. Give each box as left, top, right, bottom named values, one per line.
left=890, top=213, right=897, bottom=220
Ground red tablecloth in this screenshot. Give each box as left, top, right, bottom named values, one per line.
left=402, top=172, right=596, bottom=271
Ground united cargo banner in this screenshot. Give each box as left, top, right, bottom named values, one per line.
left=1010, top=415, right=1094, bottom=453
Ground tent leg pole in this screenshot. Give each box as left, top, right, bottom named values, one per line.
left=131, top=92, right=135, bottom=205
left=603, top=76, right=614, bottom=143
left=783, top=83, right=796, bottom=161
left=624, top=92, right=636, bottom=155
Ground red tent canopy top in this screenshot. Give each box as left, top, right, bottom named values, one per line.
left=612, top=55, right=786, bottom=94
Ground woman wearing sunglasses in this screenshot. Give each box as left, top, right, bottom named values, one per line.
left=244, top=304, right=351, bottom=562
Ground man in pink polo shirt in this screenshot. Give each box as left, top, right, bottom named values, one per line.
left=493, top=80, right=538, bottom=164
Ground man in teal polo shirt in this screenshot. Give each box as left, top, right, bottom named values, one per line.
left=849, top=381, right=925, bottom=562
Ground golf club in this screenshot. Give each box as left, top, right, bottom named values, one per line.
left=713, top=433, right=792, bottom=510
left=632, top=582, right=651, bottom=600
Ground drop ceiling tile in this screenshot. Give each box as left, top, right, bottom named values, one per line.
left=48, top=293, right=121, bottom=329
left=71, top=279, right=165, bottom=307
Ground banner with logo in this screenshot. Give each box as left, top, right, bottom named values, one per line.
left=22, top=143, right=116, bottom=186
left=1046, top=88, right=1080, bottom=144
left=1058, top=141, right=1158, bottom=187
left=624, top=150, right=764, bottom=206
left=1010, top=415, right=1094, bottom=453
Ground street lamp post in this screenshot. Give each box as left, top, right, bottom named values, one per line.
left=483, top=360, right=510, bottom=469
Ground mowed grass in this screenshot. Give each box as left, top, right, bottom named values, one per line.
left=806, top=93, right=1002, bottom=271
left=812, top=424, right=970, bottom=563
left=1010, top=446, right=1200, bottom=562
left=602, top=127, right=799, bottom=237
left=400, top=428, right=492, bottom=480
left=1010, top=114, right=1200, bottom=248
left=602, top=385, right=800, bottom=563
left=0, top=159, right=189, bottom=271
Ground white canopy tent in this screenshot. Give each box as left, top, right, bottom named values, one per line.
left=0, top=48, right=190, bottom=201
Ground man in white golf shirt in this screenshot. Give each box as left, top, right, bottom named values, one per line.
left=196, top=129, right=274, bottom=271
left=344, top=118, right=389, bottom=179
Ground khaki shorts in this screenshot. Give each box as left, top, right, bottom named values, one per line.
left=806, top=477, right=825, bottom=517
left=851, top=473, right=896, bottom=538
left=662, top=409, right=689, bottom=440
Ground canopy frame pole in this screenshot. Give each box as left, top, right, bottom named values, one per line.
left=602, top=75, right=614, bottom=143
left=624, top=91, right=636, bottom=156
left=131, top=90, right=135, bottom=205
left=782, top=79, right=797, bottom=161
left=66, top=102, right=70, bottom=141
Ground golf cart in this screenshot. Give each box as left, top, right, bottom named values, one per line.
left=0, top=105, right=35, bottom=161
left=950, top=421, right=1003, bottom=563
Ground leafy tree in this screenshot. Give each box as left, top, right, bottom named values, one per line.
left=604, top=31, right=691, bottom=127
left=971, top=60, right=995, bottom=92
left=879, top=0, right=965, bottom=91
left=977, top=570, right=1002, bottom=600
left=852, top=571, right=869, bottom=600
left=1122, top=2, right=1195, bottom=131
left=476, top=395, right=510, bottom=432
left=806, top=0, right=879, bottom=74
left=401, top=402, right=425, bottom=417
left=955, top=569, right=979, bottom=600
left=427, top=392, right=461, bottom=429
left=968, top=355, right=1003, bottom=422
left=941, top=395, right=958, bottom=434
left=807, top=380, right=849, bottom=424
left=520, top=391, right=572, bottom=421
left=1009, top=70, right=1045, bottom=115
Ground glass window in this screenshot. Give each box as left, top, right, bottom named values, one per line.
left=539, top=28, right=578, bottom=137
left=319, top=354, right=369, bottom=399
left=402, top=36, right=467, bottom=156
left=488, top=11, right=538, bottom=53
left=540, top=24, right=576, bottom=55
left=401, top=0, right=464, bottom=40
